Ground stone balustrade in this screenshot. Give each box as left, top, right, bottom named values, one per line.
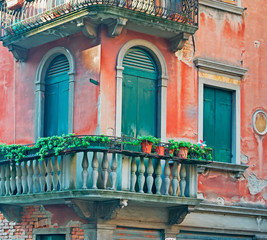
left=0, top=148, right=200, bottom=199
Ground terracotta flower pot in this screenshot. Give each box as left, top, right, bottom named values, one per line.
left=7, top=0, right=24, bottom=10
left=178, top=147, right=189, bottom=159
left=141, top=141, right=152, bottom=153
left=155, top=146, right=165, bottom=155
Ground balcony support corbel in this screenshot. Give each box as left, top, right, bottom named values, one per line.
left=98, top=199, right=128, bottom=220
left=8, top=44, right=28, bottom=62
left=169, top=33, right=191, bottom=52
left=71, top=199, right=96, bottom=220
left=168, top=205, right=194, bottom=225
left=77, top=18, right=97, bottom=39
left=0, top=204, right=22, bottom=222
left=107, top=17, right=128, bottom=37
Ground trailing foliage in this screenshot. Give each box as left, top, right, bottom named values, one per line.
left=0, top=134, right=213, bottom=162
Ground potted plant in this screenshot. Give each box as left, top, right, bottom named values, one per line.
left=178, top=141, right=191, bottom=159
left=153, top=138, right=165, bottom=155
left=122, top=138, right=141, bottom=152
left=137, top=136, right=157, bottom=154
left=168, top=139, right=180, bottom=156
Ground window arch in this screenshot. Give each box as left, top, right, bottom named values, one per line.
left=35, top=47, right=75, bottom=139
left=116, top=39, right=168, bottom=141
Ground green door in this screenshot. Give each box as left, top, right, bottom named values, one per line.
left=39, top=235, right=65, bottom=240
left=122, top=48, right=158, bottom=138
left=203, top=86, right=232, bottom=163
left=44, top=55, right=70, bottom=137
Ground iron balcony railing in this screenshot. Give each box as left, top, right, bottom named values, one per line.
left=0, top=0, right=198, bottom=39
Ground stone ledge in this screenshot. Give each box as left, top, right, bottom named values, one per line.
left=199, top=0, right=245, bottom=15
left=195, top=202, right=267, bottom=217
left=198, top=161, right=248, bottom=178
left=194, top=57, right=248, bottom=78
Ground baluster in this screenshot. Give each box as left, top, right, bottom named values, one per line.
left=5, top=165, right=10, bottom=196
left=0, top=166, right=5, bottom=196
left=101, top=152, right=109, bottom=189
left=59, top=157, right=63, bottom=191
left=22, top=162, right=28, bottom=194
left=180, top=163, right=186, bottom=197
left=155, top=159, right=162, bottom=195
left=138, top=157, right=145, bottom=193
left=34, top=160, right=40, bottom=193
left=82, top=152, right=89, bottom=189
left=27, top=160, right=34, bottom=194
left=130, top=157, right=137, bottom=192
left=10, top=163, right=16, bottom=195
left=172, top=162, right=179, bottom=196
left=91, top=152, right=99, bottom=189
left=163, top=159, right=171, bottom=195
left=110, top=153, right=117, bottom=190
left=146, top=158, right=154, bottom=194
left=46, top=158, right=52, bottom=192
left=40, top=160, right=47, bottom=192
left=52, top=156, right=59, bottom=191
left=16, top=163, right=22, bottom=195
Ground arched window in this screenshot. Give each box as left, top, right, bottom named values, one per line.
left=116, top=40, right=168, bottom=141
left=35, top=47, right=75, bottom=139
left=121, top=47, right=158, bottom=138
left=44, top=54, right=70, bottom=137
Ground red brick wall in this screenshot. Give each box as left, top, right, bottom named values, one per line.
left=0, top=206, right=84, bottom=239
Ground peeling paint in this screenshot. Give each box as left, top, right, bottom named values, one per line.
left=248, top=174, right=267, bottom=195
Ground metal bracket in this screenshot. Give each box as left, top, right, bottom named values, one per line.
left=0, top=205, right=22, bottom=222
left=8, top=44, right=28, bottom=62
left=107, top=17, right=128, bottom=37
left=169, top=33, right=191, bottom=52
left=168, top=205, right=193, bottom=225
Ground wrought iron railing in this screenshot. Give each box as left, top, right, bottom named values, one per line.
left=0, top=0, right=198, bottom=39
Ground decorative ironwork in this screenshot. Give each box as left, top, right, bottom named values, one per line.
left=0, top=0, right=198, bottom=39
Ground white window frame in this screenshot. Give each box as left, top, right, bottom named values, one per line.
left=195, top=58, right=247, bottom=165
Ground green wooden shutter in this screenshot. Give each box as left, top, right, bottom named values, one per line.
left=44, top=55, right=69, bottom=137
left=122, top=48, right=158, bottom=138
left=203, top=86, right=232, bottom=163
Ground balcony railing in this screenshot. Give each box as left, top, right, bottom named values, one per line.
left=0, top=0, right=198, bottom=39
left=0, top=136, right=208, bottom=206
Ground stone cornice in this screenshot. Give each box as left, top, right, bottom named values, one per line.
left=194, top=58, right=248, bottom=78
left=195, top=202, right=267, bottom=218
left=199, top=0, right=245, bottom=15
left=198, top=162, right=248, bottom=179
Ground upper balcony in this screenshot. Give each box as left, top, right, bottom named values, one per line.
left=0, top=0, right=198, bottom=60
left=0, top=135, right=209, bottom=224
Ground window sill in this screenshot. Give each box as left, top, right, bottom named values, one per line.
left=199, top=0, right=245, bottom=15
left=198, top=161, right=248, bottom=178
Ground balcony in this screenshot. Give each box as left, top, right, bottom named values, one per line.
left=0, top=135, right=207, bottom=223
left=0, top=0, right=198, bottom=60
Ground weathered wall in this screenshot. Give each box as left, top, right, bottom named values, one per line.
left=0, top=205, right=85, bottom=239
left=193, top=1, right=267, bottom=205
left=0, top=0, right=266, bottom=210
left=0, top=43, right=15, bottom=144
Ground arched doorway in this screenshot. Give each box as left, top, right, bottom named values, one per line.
left=121, top=47, right=158, bottom=138
left=44, top=54, right=70, bottom=137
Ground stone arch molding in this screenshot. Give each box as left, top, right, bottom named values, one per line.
left=35, top=47, right=76, bottom=140
left=115, top=39, right=168, bottom=141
